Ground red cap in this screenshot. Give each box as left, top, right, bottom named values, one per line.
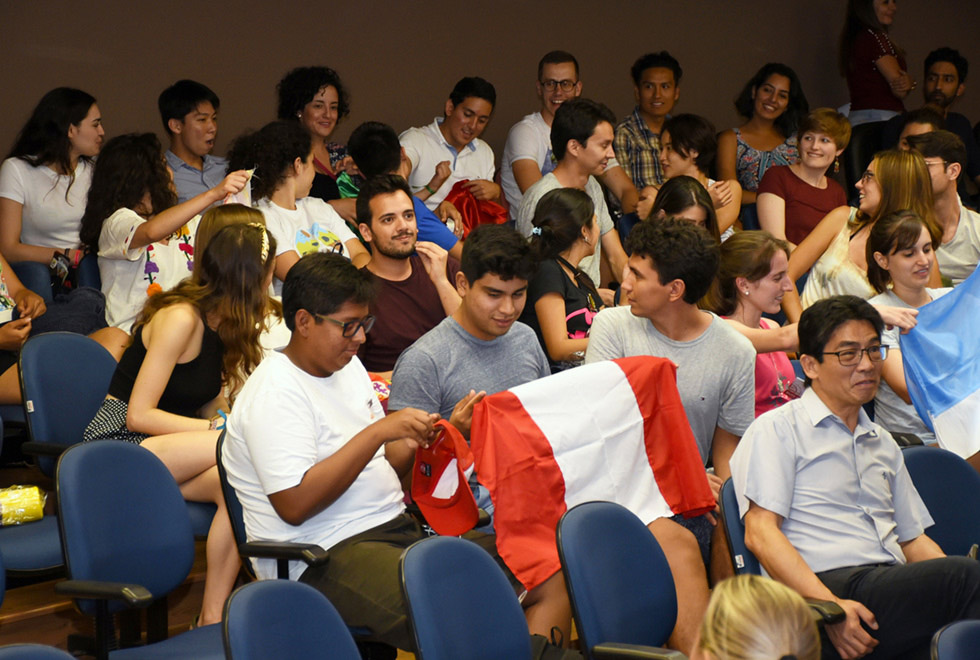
left=411, top=420, right=479, bottom=536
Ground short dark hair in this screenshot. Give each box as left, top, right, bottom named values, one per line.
left=662, top=114, right=718, bottom=175
left=630, top=51, right=682, bottom=86
left=551, top=98, right=616, bottom=161
left=282, top=252, right=375, bottom=332
left=899, top=106, right=945, bottom=135
left=356, top=174, right=414, bottom=229
left=538, top=50, right=579, bottom=80
left=448, top=77, right=496, bottom=109
left=460, top=224, right=535, bottom=285
left=907, top=130, right=967, bottom=172
left=925, top=47, right=968, bottom=83
left=276, top=66, right=351, bottom=122
left=798, top=296, right=883, bottom=364
left=158, top=80, right=220, bottom=135
left=347, top=121, right=401, bottom=179
left=733, top=63, right=809, bottom=137
left=866, top=209, right=941, bottom=293
left=625, top=218, right=719, bottom=304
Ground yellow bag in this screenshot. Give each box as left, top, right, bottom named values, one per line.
left=0, top=485, right=46, bottom=525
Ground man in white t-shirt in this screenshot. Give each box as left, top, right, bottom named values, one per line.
left=501, top=51, right=639, bottom=223
left=516, top=98, right=629, bottom=295
left=158, top=80, right=228, bottom=204
left=222, top=252, right=569, bottom=650
left=908, top=130, right=980, bottom=284
left=399, top=77, right=500, bottom=210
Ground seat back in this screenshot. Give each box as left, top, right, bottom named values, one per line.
left=223, top=579, right=359, bottom=660
left=719, top=479, right=761, bottom=575
left=556, top=501, right=676, bottom=655
left=215, top=430, right=255, bottom=579
left=0, top=645, right=74, bottom=659
left=20, top=332, right=117, bottom=476
left=841, top=120, right=885, bottom=192
left=56, top=441, right=195, bottom=615
left=903, top=446, right=980, bottom=556
left=400, top=536, right=531, bottom=659
left=932, top=620, right=980, bottom=660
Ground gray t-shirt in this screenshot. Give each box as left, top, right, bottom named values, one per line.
left=868, top=287, right=951, bottom=443
left=585, top=306, right=755, bottom=463
left=516, top=172, right=614, bottom=288
left=389, top=316, right=550, bottom=421
left=937, top=201, right=980, bottom=286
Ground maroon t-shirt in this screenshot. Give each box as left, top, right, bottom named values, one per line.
left=847, top=28, right=906, bottom=113
left=758, top=165, right=847, bottom=245
left=357, top=254, right=460, bottom=372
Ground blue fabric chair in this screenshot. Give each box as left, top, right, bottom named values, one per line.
left=903, top=446, right=980, bottom=557
left=222, top=579, right=359, bottom=660
left=0, top=645, right=75, bottom=659
left=719, top=478, right=762, bottom=575
left=55, top=441, right=224, bottom=659
left=20, top=332, right=215, bottom=539
left=556, top=501, right=681, bottom=660
left=400, top=536, right=531, bottom=659
left=931, top=620, right=980, bottom=660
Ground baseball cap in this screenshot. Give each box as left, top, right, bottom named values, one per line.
left=411, top=419, right=479, bottom=536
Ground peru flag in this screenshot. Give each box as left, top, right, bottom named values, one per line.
left=470, top=356, right=715, bottom=590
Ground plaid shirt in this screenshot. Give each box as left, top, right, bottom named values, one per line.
left=613, top=107, right=664, bottom=189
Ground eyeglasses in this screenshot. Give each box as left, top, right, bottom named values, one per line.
left=860, top=170, right=875, bottom=183
left=822, top=345, right=888, bottom=366
left=540, top=79, right=577, bottom=92
left=315, top=314, right=376, bottom=337
left=923, top=158, right=949, bottom=170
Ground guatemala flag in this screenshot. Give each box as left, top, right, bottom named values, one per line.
left=900, top=267, right=980, bottom=458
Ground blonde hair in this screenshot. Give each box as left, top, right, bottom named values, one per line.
left=697, top=575, right=820, bottom=660
left=852, top=150, right=937, bottom=233
left=194, top=204, right=266, bottom=278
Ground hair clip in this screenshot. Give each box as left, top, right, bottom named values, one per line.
left=531, top=227, right=542, bottom=236
left=247, top=223, right=270, bottom=263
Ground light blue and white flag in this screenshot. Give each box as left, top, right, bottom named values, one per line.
left=900, top=267, right=980, bottom=458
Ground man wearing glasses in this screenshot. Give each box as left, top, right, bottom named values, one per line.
left=500, top=51, right=639, bottom=224
left=908, top=130, right=980, bottom=285
left=731, top=295, right=980, bottom=660
left=614, top=51, right=682, bottom=191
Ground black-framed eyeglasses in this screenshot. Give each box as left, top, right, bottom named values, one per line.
left=540, top=79, right=577, bottom=91
left=315, top=314, right=375, bottom=337
left=822, top=345, right=888, bottom=366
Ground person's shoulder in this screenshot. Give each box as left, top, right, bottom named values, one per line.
left=399, top=123, right=433, bottom=145
left=707, top=313, right=755, bottom=353
left=402, top=317, right=456, bottom=357
left=593, top=305, right=636, bottom=329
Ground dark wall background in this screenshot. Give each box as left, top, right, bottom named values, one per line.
left=3, top=1, right=978, bottom=163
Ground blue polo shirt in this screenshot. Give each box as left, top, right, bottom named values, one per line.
left=165, top=150, right=228, bottom=204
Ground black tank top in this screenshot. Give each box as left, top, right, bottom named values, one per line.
left=108, top=322, right=225, bottom=418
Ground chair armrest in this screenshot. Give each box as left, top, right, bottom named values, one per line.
left=21, top=441, right=73, bottom=457
left=239, top=541, right=329, bottom=567
left=592, top=642, right=687, bottom=659
left=55, top=579, right=154, bottom=607
left=805, top=598, right=845, bottom=625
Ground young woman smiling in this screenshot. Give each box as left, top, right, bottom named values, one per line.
left=757, top=109, right=851, bottom=247
left=717, top=64, right=809, bottom=205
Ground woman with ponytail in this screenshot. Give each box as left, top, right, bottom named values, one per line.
left=519, top=187, right=604, bottom=371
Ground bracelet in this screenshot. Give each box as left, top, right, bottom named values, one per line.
left=424, top=184, right=436, bottom=196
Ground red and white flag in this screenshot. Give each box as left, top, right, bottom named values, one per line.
left=471, top=356, right=715, bottom=590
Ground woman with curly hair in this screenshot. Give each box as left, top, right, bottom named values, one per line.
left=0, top=88, right=103, bottom=299
left=84, top=218, right=276, bottom=626
left=277, top=65, right=358, bottom=220
left=79, top=133, right=248, bottom=330
left=226, top=121, right=369, bottom=295
left=717, top=63, right=809, bottom=205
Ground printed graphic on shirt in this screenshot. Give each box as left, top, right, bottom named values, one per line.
left=294, top=222, right=345, bottom=257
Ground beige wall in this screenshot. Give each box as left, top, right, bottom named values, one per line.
left=3, top=1, right=978, bottom=164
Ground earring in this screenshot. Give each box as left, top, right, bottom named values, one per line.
left=743, top=290, right=750, bottom=295
left=834, top=158, right=840, bottom=174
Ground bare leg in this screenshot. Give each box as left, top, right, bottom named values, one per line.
left=648, top=517, right=710, bottom=655
left=180, top=466, right=240, bottom=626
left=141, top=430, right=221, bottom=483
left=709, top=523, right=734, bottom=586
left=522, top=570, right=572, bottom=644
left=0, top=363, right=20, bottom=404
left=89, top=326, right=130, bottom=361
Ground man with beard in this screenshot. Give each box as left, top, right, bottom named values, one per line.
left=356, top=174, right=460, bottom=376
left=882, top=48, right=980, bottom=187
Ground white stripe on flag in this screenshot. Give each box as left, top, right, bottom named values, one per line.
left=510, top=360, right=675, bottom=524
left=932, top=386, right=980, bottom=459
